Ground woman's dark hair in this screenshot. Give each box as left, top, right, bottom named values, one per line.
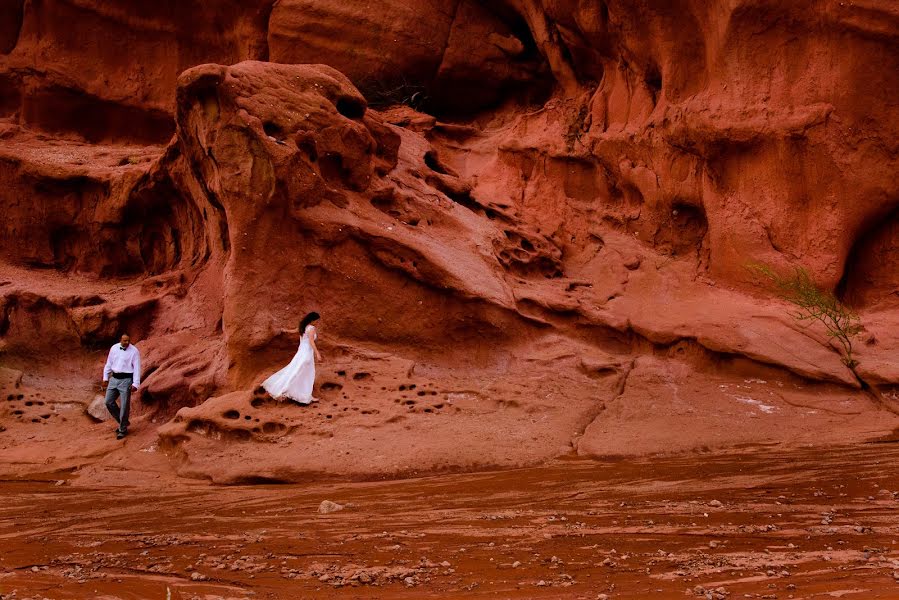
left=299, top=311, right=320, bottom=332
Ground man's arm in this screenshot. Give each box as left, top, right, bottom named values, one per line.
left=132, top=349, right=141, bottom=388
left=103, top=346, right=114, bottom=384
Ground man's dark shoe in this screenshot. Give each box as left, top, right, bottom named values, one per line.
left=116, top=430, right=126, bottom=440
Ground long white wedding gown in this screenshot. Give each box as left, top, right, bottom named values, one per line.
left=262, top=325, right=317, bottom=404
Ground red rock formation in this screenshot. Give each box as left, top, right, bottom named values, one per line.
left=1, top=0, right=898, bottom=482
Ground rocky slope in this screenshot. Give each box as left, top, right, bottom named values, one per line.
left=1, top=0, right=898, bottom=483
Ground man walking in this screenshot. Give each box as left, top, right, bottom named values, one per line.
left=102, top=334, right=141, bottom=439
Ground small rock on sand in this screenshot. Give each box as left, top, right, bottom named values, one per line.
left=87, top=394, right=110, bottom=421
left=318, top=500, right=345, bottom=514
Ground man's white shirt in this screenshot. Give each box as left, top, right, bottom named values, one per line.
left=103, top=343, right=141, bottom=387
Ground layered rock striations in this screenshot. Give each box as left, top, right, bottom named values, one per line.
left=1, top=0, right=898, bottom=482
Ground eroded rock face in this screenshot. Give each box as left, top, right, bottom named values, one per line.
left=1, top=0, right=898, bottom=482
left=1, top=0, right=273, bottom=139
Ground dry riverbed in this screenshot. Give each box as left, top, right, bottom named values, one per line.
left=1, top=443, right=899, bottom=599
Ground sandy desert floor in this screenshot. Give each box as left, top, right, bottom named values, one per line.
left=2, top=441, right=899, bottom=600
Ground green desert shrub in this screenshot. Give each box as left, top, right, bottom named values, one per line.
left=748, top=263, right=862, bottom=368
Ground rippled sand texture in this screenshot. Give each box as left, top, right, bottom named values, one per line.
left=3, top=443, right=899, bottom=599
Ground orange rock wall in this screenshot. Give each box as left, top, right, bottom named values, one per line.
left=1, top=0, right=898, bottom=479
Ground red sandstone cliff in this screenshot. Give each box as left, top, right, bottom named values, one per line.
left=1, top=0, right=898, bottom=482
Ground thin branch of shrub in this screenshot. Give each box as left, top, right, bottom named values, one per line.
left=357, top=75, right=428, bottom=110
left=747, top=263, right=862, bottom=368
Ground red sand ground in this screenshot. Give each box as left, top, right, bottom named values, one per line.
left=2, top=442, right=899, bottom=599
left=1, top=2, right=899, bottom=598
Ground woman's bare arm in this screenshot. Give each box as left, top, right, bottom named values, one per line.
left=309, top=327, right=322, bottom=361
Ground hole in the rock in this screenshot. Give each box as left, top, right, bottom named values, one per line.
left=838, top=204, right=899, bottom=309
left=424, top=151, right=448, bottom=174
left=244, top=415, right=252, bottom=421
left=0, top=1, right=24, bottom=54
left=335, top=97, right=366, bottom=119
left=321, top=382, right=343, bottom=392
left=660, top=202, right=708, bottom=256
left=424, top=408, right=433, bottom=413
left=319, top=152, right=347, bottom=184
left=25, top=401, right=33, bottom=406
left=371, top=189, right=397, bottom=215
left=263, top=121, right=283, bottom=138
left=353, top=372, right=371, bottom=381
left=227, top=429, right=251, bottom=442
left=297, top=136, right=318, bottom=162
left=520, top=238, right=535, bottom=251
left=23, top=84, right=175, bottom=144
left=326, top=414, right=333, bottom=419
left=444, top=187, right=483, bottom=214
left=337, top=370, right=346, bottom=377
left=262, top=422, right=283, bottom=434
left=417, top=391, right=426, bottom=396
left=223, top=410, right=240, bottom=420
left=598, top=0, right=609, bottom=24
left=0, top=74, right=21, bottom=117
left=187, top=420, right=207, bottom=434
left=644, top=63, right=663, bottom=102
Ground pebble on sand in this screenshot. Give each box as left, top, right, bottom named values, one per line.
left=318, top=500, right=345, bottom=514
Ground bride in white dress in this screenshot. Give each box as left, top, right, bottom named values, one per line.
left=262, top=312, right=322, bottom=404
